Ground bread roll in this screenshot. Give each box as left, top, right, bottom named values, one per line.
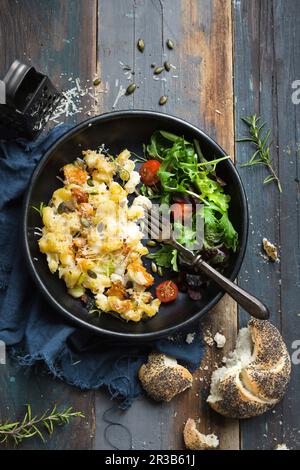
left=207, top=319, right=291, bottom=419
left=138, top=352, right=193, bottom=402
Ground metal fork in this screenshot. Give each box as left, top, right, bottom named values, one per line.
left=144, top=209, right=270, bottom=320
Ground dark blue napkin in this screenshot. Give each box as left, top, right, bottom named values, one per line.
left=0, top=125, right=204, bottom=407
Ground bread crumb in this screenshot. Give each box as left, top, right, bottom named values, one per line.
left=204, top=330, right=214, bottom=347
left=275, top=444, right=289, bottom=450
left=186, top=332, right=196, bottom=344
left=214, top=332, right=226, bottom=349
left=262, top=238, right=279, bottom=262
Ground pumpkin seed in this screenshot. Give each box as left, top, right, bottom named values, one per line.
left=97, top=222, right=104, bottom=233
left=87, top=179, right=94, bottom=187
left=146, top=187, right=154, bottom=196
left=154, top=66, right=164, bottom=75
left=137, top=38, right=145, bottom=52
left=146, top=240, right=157, bottom=247
left=164, top=61, right=171, bottom=72
left=157, top=266, right=164, bottom=277
left=126, top=83, right=137, bottom=95
left=151, top=262, right=158, bottom=274
left=159, top=95, right=168, bottom=106
left=93, top=78, right=101, bottom=86
left=87, top=270, right=97, bottom=279
left=57, top=201, right=75, bottom=214
left=166, top=39, right=174, bottom=49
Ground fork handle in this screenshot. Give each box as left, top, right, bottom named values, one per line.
left=192, top=255, right=270, bottom=320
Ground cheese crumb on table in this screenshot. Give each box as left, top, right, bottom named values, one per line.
left=214, top=332, right=226, bottom=349
left=186, top=333, right=196, bottom=344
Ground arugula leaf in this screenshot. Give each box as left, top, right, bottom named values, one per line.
left=147, top=131, right=174, bottom=160
left=218, top=213, right=239, bottom=252
left=203, top=205, right=238, bottom=252
left=173, top=221, right=198, bottom=249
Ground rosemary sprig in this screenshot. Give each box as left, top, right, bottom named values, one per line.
left=238, top=114, right=282, bottom=193
left=0, top=404, right=84, bottom=446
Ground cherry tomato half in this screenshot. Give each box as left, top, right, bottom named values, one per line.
left=139, top=160, right=161, bottom=186
left=171, top=202, right=193, bottom=223
left=156, top=280, right=179, bottom=303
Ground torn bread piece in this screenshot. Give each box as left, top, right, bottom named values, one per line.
left=262, top=238, right=279, bottom=262
left=138, top=352, right=193, bottom=402
left=207, top=319, right=291, bottom=419
left=214, top=332, right=226, bottom=349
left=183, top=419, right=219, bottom=450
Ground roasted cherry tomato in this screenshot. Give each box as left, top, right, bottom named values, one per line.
left=171, top=202, right=193, bottom=222
left=139, top=160, right=161, bottom=186
left=156, top=280, right=179, bottom=303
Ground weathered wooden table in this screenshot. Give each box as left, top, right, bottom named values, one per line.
left=0, top=0, right=299, bottom=450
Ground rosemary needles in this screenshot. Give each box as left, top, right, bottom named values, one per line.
left=238, top=114, right=282, bottom=193
left=0, top=404, right=84, bottom=446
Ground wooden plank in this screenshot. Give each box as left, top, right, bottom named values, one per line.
left=97, top=0, right=135, bottom=111
left=233, top=0, right=300, bottom=449
left=0, top=0, right=97, bottom=449
left=95, top=0, right=174, bottom=449
left=273, top=0, right=300, bottom=451
left=169, top=0, right=239, bottom=450
left=234, top=0, right=282, bottom=450
left=94, top=0, right=239, bottom=450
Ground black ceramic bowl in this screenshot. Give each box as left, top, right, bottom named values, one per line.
left=23, top=111, right=248, bottom=340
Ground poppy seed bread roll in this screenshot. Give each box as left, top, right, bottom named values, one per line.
left=138, top=352, right=193, bottom=402
left=207, top=319, right=291, bottom=419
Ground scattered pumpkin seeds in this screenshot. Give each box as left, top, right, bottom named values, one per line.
left=154, top=66, right=164, bottom=75
left=164, top=61, right=171, bottom=72
left=87, top=270, right=97, bottom=279
left=151, top=262, right=158, bottom=274
left=93, top=78, right=101, bottom=86
left=166, top=39, right=174, bottom=49
left=87, top=179, right=94, bottom=187
left=137, top=38, right=145, bottom=52
left=146, top=240, right=157, bottom=247
left=159, top=95, right=168, bottom=106
left=126, top=83, right=137, bottom=95
left=157, top=266, right=164, bottom=277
